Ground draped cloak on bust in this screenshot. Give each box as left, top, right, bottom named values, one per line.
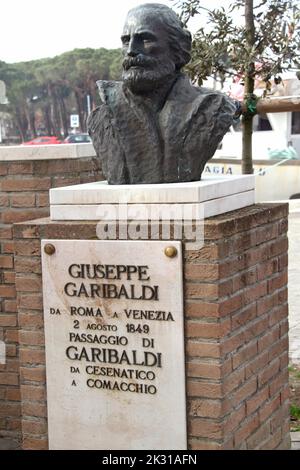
left=88, top=74, right=236, bottom=185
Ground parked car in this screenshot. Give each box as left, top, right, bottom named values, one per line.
left=63, top=133, right=92, bottom=144
left=23, top=136, right=62, bottom=145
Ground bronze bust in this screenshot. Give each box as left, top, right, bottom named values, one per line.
left=88, top=3, right=236, bottom=184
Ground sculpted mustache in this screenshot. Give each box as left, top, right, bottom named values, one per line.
left=122, top=56, right=157, bottom=70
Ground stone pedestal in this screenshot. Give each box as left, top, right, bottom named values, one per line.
left=13, top=197, right=290, bottom=450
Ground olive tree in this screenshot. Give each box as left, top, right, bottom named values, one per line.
left=174, top=0, right=300, bottom=173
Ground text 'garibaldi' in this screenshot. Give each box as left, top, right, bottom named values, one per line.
left=88, top=3, right=236, bottom=184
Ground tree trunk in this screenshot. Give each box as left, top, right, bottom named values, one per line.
left=28, top=105, right=37, bottom=139
left=48, top=83, right=61, bottom=138
left=58, top=95, right=69, bottom=138
left=89, top=83, right=98, bottom=110
left=242, top=0, right=255, bottom=174
left=242, top=113, right=254, bottom=174
left=74, top=89, right=85, bottom=132
left=43, top=103, right=53, bottom=135
left=15, top=107, right=28, bottom=142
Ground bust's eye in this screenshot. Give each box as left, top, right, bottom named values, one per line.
left=121, top=36, right=130, bottom=45
left=140, top=33, right=156, bottom=43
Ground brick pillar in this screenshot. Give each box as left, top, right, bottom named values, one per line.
left=184, top=204, right=289, bottom=450
left=13, top=203, right=290, bottom=450
left=0, top=156, right=102, bottom=447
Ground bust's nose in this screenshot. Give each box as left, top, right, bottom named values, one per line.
left=127, top=37, right=141, bottom=56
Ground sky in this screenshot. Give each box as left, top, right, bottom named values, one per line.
left=0, top=0, right=225, bottom=63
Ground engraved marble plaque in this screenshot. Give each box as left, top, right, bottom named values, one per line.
left=41, top=240, right=186, bottom=450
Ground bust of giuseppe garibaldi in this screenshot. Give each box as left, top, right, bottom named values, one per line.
left=88, top=3, right=237, bottom=184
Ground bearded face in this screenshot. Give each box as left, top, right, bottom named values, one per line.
left=122, top=54, right=176, bottom=94
left=121, top=9, right=177, bottom=94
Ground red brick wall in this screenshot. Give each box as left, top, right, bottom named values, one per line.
left=0, top=156, right=102, bottom=446
left=184, top=204, right=289, bottom=450
left=13, top=203, right=290, bottom=450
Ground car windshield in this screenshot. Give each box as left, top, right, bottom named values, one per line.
left=68, top=134, right=91, bottom=142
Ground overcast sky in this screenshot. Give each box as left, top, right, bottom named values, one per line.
left=0, top=0, right=227, bottom=63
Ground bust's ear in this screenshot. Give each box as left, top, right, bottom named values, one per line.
left=174, top=30, right=192, bottom=70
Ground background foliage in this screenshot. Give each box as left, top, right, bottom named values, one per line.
left=0, top=48, right=122, bottom=142
left=175, top=0, right=300, bottom=88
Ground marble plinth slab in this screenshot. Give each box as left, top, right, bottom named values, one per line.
left=50, top=175, right=255, bottom=221
left=41, top=240, right=186, bottom=450
left=50, top=174, right=254, bottom=205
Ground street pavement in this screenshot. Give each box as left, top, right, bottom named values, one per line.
left=288, top=211, right=300, bottom=366
left=288, top=210, right=300, bottom=450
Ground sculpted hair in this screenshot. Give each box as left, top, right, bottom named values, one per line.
left=128, top=3, right=192, bottom=70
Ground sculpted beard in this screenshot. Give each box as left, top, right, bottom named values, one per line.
left=122, top=54, right=176, bottom=93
